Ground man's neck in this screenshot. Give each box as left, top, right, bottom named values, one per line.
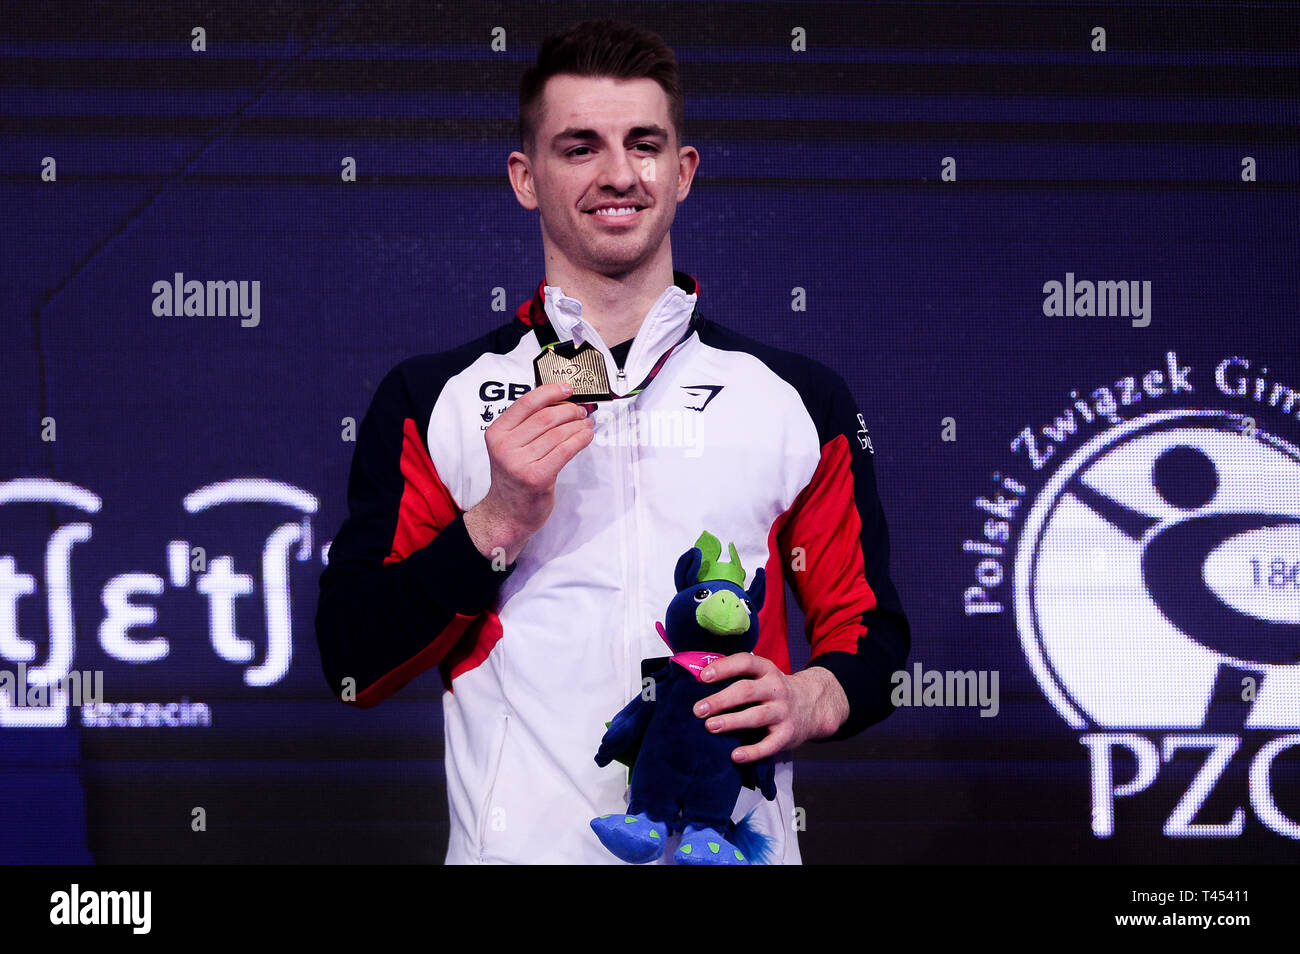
left=545, top=261, right=676, bottom=347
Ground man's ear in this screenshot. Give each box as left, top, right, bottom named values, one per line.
left=506, top=151, right=538, bottom=211
left=747, top=567, right=766, bottom=612
left=674, top=548, right=703, bottom=593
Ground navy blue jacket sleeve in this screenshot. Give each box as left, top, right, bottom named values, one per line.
left=315, top=362, right=517, bottom=706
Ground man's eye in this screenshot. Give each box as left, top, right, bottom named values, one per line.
left=567, top=144, right=657, bottom=157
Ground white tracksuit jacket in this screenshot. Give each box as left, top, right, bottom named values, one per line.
left=315, top=269, right=910, bottom=863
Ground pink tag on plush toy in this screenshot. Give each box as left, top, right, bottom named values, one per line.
left=670, top=651, right=724, bottom=682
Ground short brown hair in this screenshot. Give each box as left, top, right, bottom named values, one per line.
left=518, top=18, right=684, bottom=156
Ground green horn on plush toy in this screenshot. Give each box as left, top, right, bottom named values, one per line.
left=694, top=530, right=747, bottom=587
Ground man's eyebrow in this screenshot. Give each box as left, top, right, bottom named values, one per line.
left=551, top=124, right=670, bottom=146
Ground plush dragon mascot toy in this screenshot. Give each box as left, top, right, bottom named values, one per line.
left=590, top=531, right=778, bottom=864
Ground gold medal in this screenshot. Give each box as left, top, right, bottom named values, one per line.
left=533, top=340, right=614, bottom=402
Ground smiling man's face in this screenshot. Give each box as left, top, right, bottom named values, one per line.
left=509, top=74, right=699, bottom=279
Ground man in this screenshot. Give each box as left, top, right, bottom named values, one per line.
left=315, top=18, right=910, bottom=864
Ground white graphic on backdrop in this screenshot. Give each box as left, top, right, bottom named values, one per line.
left=962, top=350, right=1300, bottom=842
left=0, top=477, right=320, bottom=727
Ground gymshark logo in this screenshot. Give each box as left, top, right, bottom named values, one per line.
left=682, top=385, right=723, bottom=412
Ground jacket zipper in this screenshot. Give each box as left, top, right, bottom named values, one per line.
left=477, top=711, right=510, bottom=862
left=617, top=400, right=634, bottom=697
left=626, top=402, right=642, bottom=705
left=618, top=398, right=643, bottom=804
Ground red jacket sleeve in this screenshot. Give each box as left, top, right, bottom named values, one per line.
left=314, top=362, right=517, bottom=707
left=778, top=371, right=911, bottom=740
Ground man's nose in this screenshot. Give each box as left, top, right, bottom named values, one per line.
left=595, top=150, right=642, bottom=193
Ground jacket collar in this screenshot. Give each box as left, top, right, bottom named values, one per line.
left=514, top=270, right=701, bottom=391
left=515, top=269, right=699, bottom=332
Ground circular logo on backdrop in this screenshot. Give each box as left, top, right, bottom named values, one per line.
left=962, top=352, right=1300, bottom=841
left=1014, top=409, right=1300, bottom=731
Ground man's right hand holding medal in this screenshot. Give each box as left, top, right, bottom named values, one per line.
left=463, top=381, right=596, bottom=565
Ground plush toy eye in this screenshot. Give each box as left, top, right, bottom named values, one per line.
left=743, top=598, right=753, bottom=612
left=693, top=588, right=710, bottom=602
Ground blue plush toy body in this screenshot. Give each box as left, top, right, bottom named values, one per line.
left=590, top=531, right=777, bottom=865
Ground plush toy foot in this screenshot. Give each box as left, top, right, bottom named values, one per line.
left=590, top=812, right=669, bottom=863
left=673, top=824, right=749, bottom=865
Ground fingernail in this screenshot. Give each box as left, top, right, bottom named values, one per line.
left=561, top=382, right=573, bottom=395
left=694, top=702, right=708, bottom=716
left=707, top=719, right=721, bottom=731
left=702, top=668, right=714, bottom=681
left=734, top=751, right=747, bottom=762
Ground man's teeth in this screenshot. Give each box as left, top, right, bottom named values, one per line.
left=593, top=207, right=638, bottom=216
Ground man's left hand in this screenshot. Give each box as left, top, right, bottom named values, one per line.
left=692, top=653, right=850, bottom=762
